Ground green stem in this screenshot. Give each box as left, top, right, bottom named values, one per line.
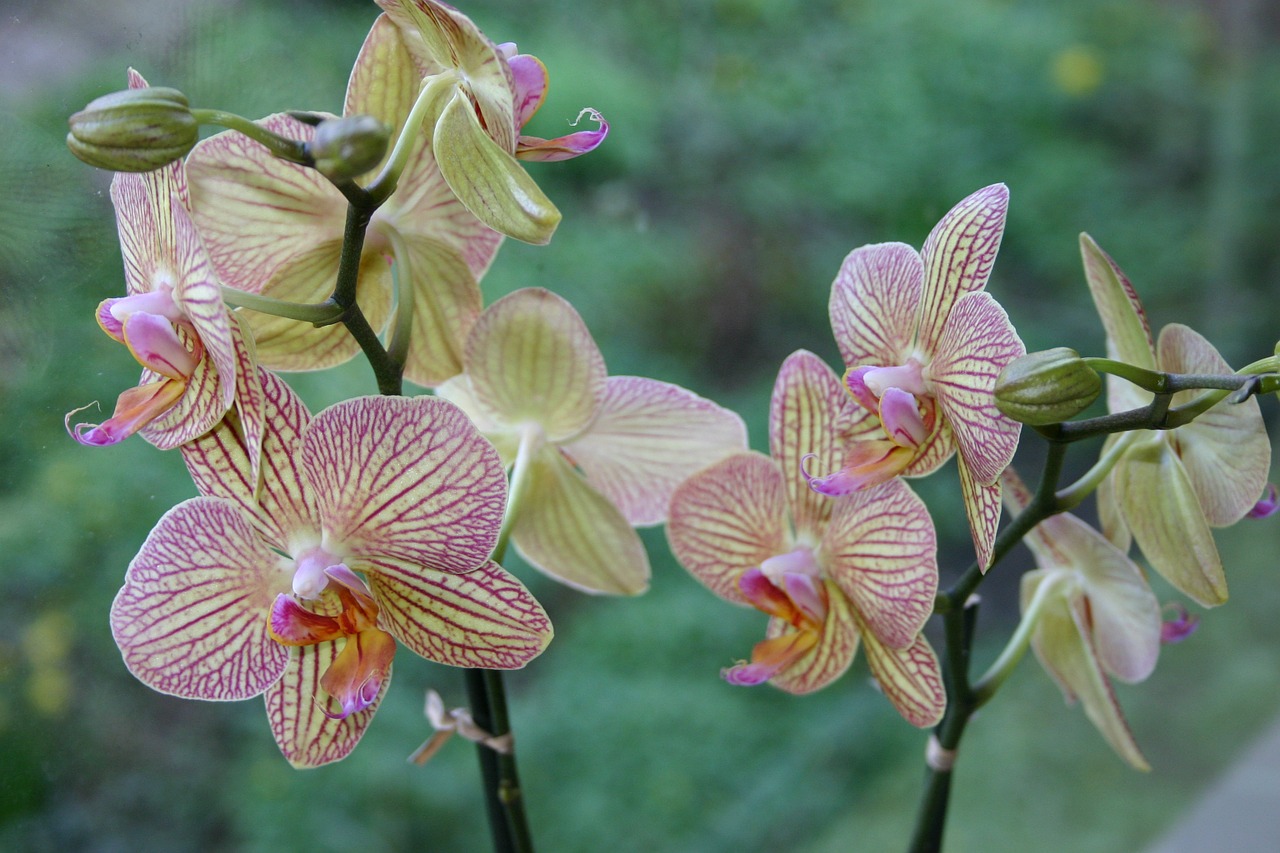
left=366, top=71, right=457, bottom=205
left=192, top=108, right=312, bottom=164
left=1054, top=431, right=1139, bottom=512
left=378, top=223, right=415, bottom=378
left=970, top=572, right=1063, bottom=707
left=219, top=286, right=344, bottom=325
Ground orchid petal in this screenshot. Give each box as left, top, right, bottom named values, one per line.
left=304, top=395, right=506, bottom=572
left=364, top=557, right=552, bottom=669
left=516, top=108, right=609, bottom=162
left=110, top=497, right=291, bottom=700
left=1079, top=234, right=1158, bottom=413
left=389, top=231, right=483, bottom=387
left=560, top=376, right=747, bottom=527
left=1157, top=324, right=1270, bottom=526
left=434, top=89, right=561, bottom=244
left=228, top=316, right=266, bottom=490
left=265, top=642, right=384, bottom=768
left=508, top=53, right=548, bottom=129
left=1115, top=437, right=1227, bottom=607
left=917, top=183, right=1008, bottom=351
left=182, top=370, right=317, bottom=551
left=1096, top=436, right=1132, bottom=551
left=110, top=163, right=180, bottom=298
left=433, top=375, right=521, bottom=463
left=770, top=351, right=849, bottom=541
left=667, top=452, right=790, bottom=604
left=169, top=192, right=236, bottom=412
left=766, top=581, right=859, bottom=695
left=187, top=115, right=346, bottom=295
left=829, top=242, right=923, bottom=368
left=929, top=291, right=1024, bottom=485
left=513, top=445, right=650, bottom=595
left=464, top=288, right=606, bottom=441
left=822, top=479, right=937, bottom=649
left=345, top=14, right=420, bottom=163
left=900, top=415, right=955, bottom=478
left=858, top=620, right=946, bottom=728
left=957, top=454, right=1002, bottom=571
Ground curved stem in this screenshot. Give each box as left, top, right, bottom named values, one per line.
left=366, top=72, right=458, bottom=205
left=1055, top=431, right=1140, bottom=511
left=191, top=109, right=312, bottom=165
left=220, top=286, right=344, bottom=325
left=970, top=572, right=1063, bottom=707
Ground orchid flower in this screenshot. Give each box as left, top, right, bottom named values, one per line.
left=1081, top=234, right=1270, bottom=607
left=1002, top=468, right=1161, bottom=770
left=186, top=14, right=502, bottom=386
left=437, top=288, right=747, bottom=595
left=67, top=71, right=263, bottom=472
left=808, top=184, right=1025, bottom=569
left=110, top=371, right=551, bottom=767
left=667, top=351, right=944, bottom=726
left=375, top=0, right=607, bottom=244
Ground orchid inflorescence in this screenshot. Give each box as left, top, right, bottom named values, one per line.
left=63, top=1, right=1279, bottom=850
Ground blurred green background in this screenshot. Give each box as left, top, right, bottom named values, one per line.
left=3, top=0, right=1280, bottom=850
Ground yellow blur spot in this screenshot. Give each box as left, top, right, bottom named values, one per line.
left=1051, top=45, right=1104, bottom=98
left=21, top=610, right=75, bottom=667
left=27, top=667, right=73, bottom=717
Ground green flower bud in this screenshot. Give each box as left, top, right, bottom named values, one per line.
left=995, top=347, right=1102, bottom=425
left=67, top=87, right=198, bottom=171
left=307, top=115, right=390, bottom=181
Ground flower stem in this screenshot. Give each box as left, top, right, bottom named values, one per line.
left=465, top=668, right=535, bottom=853
left=191, top=108, right=312, bottom=165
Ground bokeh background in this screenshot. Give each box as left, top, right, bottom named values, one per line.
left=3, top=0, right=1280, bottom=850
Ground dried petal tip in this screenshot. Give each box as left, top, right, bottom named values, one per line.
left=307, top=115, right=390, bottom=181
left=994, top=347, right=1101, bottom=425
left=1160, top=603, right=1199, bottom=644
left=67, top=86, right=197, bottom=171
left=1246, top=484, right=1279, bottom=520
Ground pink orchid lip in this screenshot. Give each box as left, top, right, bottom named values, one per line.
left=722, top=630, right=819, bottom=687
left=122, top=312, right=200, bottom=380
left=801, top=444, right=914, bottom=497
left=1247, top=483, right=1278, bottom=519
left=66, top=378, right=186, bottom=447
left=1160, top=603, right=1199, bottom=644
left=879, top=387, right=928, bottom=448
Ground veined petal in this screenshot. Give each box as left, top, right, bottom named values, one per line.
left=110, top=162, right=180, bottom=298
left=766, top=582, right=860, bottom=695
left=858, top=619, right=946, bottom=728
left=187, top=115, right=347, bottom=294
left=958, top=446, right=1003, bottom=571
left=516, top=108, right=609, bottom=162
left=829, top=242, right=923, bottom=368
left=560, top=376, right=747, bottom=527
left=364, top=557, right=552, bottom=669
left=917, top=184, right=1008, bottom=351
left=110, top=497, right=291, bottom=700
left=346, top=14, right=421, bottom=161
left=929, top=291, right=1024, bottom=485
left=1079, top=234, right=1158, bottom=413
left=182, top=369, right=317, bottom=552
left=465, top=288, right=606, bottom=441
left=434, top=90, right=560, bottom=244
left=822, top=479, right=937, bottom=649
left=170, top=192, right=236, bottom=413
left=265, top=642, right=384, bottom=768
left=667, top=452, right=790, bottom=604
left=137, top=345, right=222, bottom=449
left=304, top=395, right=507, bottom=572
left=229, top=316, right=266, bottom=490
left=388, top=230, right=483, bottom=387
left=769, top=351, right=848, bottom=542
left=1115, top=438, right=1227, bottom=607
left=1027, top=580, right=1150, bottom=771
left=512, top=445, right=650, bottom=595
left=1157, top=323, right=1270, bottom=526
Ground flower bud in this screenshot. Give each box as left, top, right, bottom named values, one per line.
left=994, top=347, right=1102, bottom=425
left=307, top=116, right=389, bottom=181
left=67, top=87, right=197, bottom=171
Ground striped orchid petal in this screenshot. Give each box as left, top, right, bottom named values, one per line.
left=110, top=497, right=292, bottom=701
left=512, top=446, right=650, bottom=595
left=667, top=452, right=790, bottom=604
left=561, top=376, right=748, bottom=527
left=183, top=369, right=317, bottom=552
left=1114, top=437, right=1227, bottom=607
left=916, top=183, right=1008, bottom=350
left=929, top=291, right=1024, bottom=486
left=364, top=557, right=552, bottom=669
left=1079, top=234, right=1157, bottom=414
left=829, top=242, right=923, bottom=369
left=303, top=395, right=507, bottom=573
left=1157, top=323, right=1270, bottom=526
left=858, top=620, right=946, bottom=728
left=822, top=480, right=937, bottom=650
left=266, top=642, right=385, bottom=768
left=766, top=582, right=860, bottom=695
left=464, top=288, right=606, bottom=442
left=769, top=351, right=848, bottom=542
left=957, top=455, right=1002, bottom=571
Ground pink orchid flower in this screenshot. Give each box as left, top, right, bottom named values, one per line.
left=67, top=71, right=262, bottom=468
left=437, top=288, right=746, bottom=595
left=1003, top=468, right=1161, bottom=770
left=185, top=15, right=507, bottom=386
left=1081, top=234, right=1270, bottom=607
left=667, top=351, right=945, bottom=726
left=375, top=0, right=607, bottom=244
left=111, top=371, right=550, bottom=767
left=808, top=184, right=1025, bottom=569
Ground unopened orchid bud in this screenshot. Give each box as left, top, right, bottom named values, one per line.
left=307, top=115, right=389, bottom=181
left=995, top=347, right=1102, bottom=425
left=67, top=87, right=197, bottom=171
